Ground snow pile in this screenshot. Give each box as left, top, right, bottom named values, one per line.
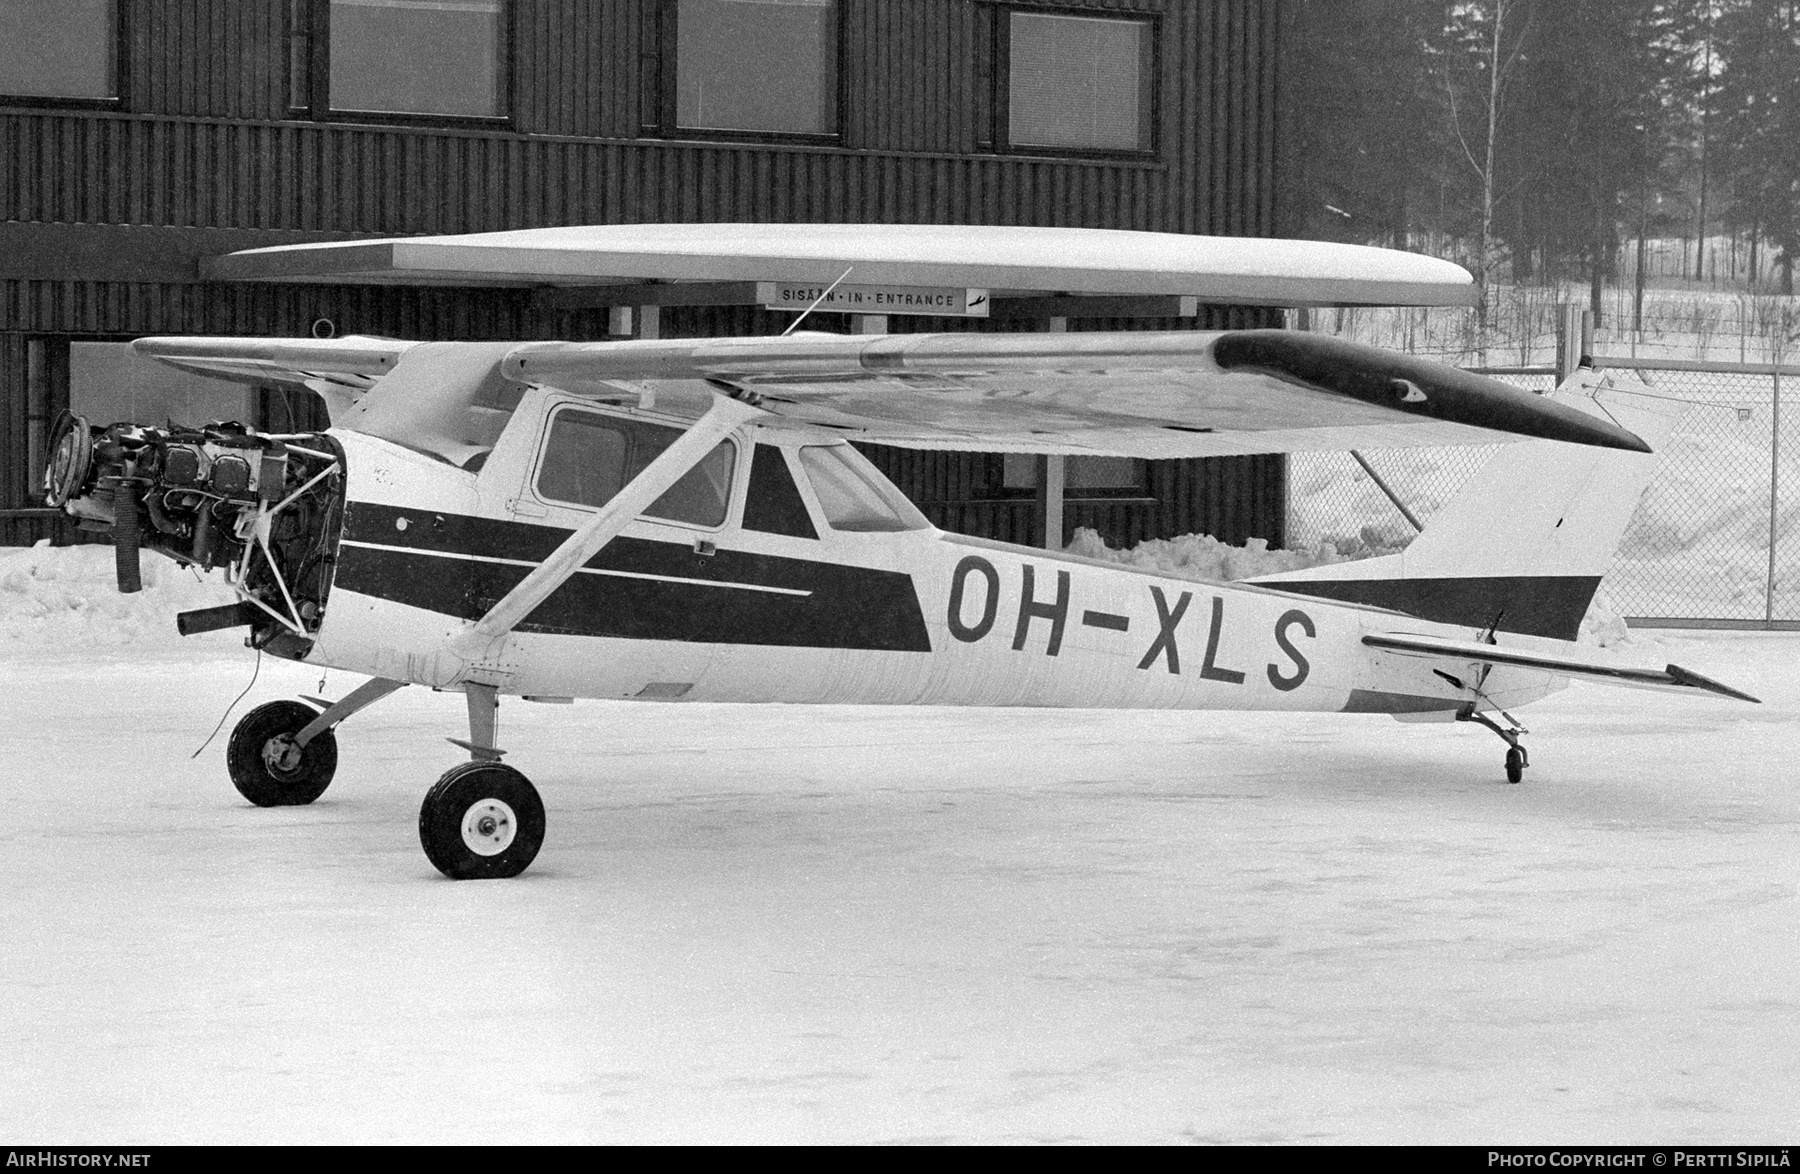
left=1579, top=591, right=1631, bottom=647
left=1063, top=526, right=1395, bottom=581
left=0, top=541, right=237, bottom=656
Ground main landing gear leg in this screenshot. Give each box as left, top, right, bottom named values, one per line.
left=226, top=676, right=407, bottom=807
left=419, top=683, right=546, bottom=880
left=1457, top=705, right=1530, bottom=784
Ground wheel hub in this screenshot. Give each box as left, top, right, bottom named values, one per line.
left=460, top=798, right=517, bottom=856
left=262, top=735, right=303, bottom=776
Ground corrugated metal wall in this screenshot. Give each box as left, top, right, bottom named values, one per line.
left=2, top=0, right=1288, bottom=547
left=854, top=447, right=1284, bottom=552
left=3, top=0, right=1276, bottom=234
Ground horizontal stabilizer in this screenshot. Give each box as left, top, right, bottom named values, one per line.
left=1362, top=632, right=1760, bottom=703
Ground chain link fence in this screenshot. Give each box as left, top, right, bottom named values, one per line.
left=1285, top=364, right=1800, bottom=628
left=1600, top=365, right=1800, bottom=625
left=1285, top=370, right=1549, bottom=559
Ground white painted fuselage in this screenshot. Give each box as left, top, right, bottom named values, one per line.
left=299, top=391, right=1561, bottom=719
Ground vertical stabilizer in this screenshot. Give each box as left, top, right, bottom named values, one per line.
left=1250, top=371, right=1682, bottom=640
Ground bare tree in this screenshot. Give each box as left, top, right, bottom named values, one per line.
left=1444, top=0, right=1533, bottom=328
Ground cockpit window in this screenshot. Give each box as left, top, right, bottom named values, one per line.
left=537, top=409, right=736, bottom=527
left=796, top=444, right=928, bottom=532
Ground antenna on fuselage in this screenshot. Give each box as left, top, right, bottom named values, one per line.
left=780, top=266, right=855, bottom=337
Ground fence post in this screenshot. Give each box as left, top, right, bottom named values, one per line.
left=1554, top=304, right=1588, bottom=385
left=1769, top=367, right=1782, bottom=626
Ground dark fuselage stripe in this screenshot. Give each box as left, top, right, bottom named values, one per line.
left=1269, top=575, right=1602, bottom=642
left=333, top=501, right=931, bottom=652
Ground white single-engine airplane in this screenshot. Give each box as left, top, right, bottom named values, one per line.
left=41, top=225, right=1757, bottom=879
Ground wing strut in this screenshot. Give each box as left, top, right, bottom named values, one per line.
left=447, top=393, right=764, bottom=660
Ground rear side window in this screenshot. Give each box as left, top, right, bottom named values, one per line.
left=796, top=445, right=927, bottom=533
left=537, top=409, right=736, bottom=527
left=742, top=444, right=818, bottom=540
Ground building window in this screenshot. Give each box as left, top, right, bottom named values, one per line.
left=0, top=0, right=117, bottom=102
left=990, top=8, right=1154, bottom=156
left=291, top=0, right=507, bottom=120
left=652, top=0, right=839, bottom=139
left=1002, top=454, right=1149, bottom=496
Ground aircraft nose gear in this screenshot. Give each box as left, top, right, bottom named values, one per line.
left=420, top=763, right=545, bottom=879
left=227, top=700, right=339, bottom=806
left=226, top=677, right=406, bottom=806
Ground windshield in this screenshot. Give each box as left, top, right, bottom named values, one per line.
left=796, top=444, right=928, bottom=532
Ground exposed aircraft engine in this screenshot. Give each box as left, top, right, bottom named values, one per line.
left=44, top=412, right=345, bottom=655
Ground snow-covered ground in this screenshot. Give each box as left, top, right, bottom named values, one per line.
left=2, top=551, right=1796, bottom=1143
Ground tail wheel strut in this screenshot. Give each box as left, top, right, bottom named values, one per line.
left=1457, top=705, right=1530, bottom=784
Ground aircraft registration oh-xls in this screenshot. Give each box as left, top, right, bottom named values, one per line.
left=38, top=224, right=1758, bottom=879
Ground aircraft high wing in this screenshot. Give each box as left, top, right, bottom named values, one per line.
left=137, top=328, right=1645, bottom=461
left=43, top=227, right=1754, bottom=883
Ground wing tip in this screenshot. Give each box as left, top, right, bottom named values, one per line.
left=1214, top=331, right=1655, bottom=451
left=1665, top=663, right=1761, bottom=703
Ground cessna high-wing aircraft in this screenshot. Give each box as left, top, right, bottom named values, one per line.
left=39, top=224, right=1757, bottom=879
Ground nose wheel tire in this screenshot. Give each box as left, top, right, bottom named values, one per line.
left=227, top=700, right=338, bottom=807
left=419, top=762, right=545, bottom=880
left=1505, top=745, right=1527, bottom=784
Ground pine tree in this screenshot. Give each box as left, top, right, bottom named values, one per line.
left=1712, top=0, right=1800, bottom=292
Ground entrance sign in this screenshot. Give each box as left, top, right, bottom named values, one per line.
left=758, top=282, right=990, bottom=317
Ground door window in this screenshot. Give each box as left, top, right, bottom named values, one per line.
left=536, top=409, right=736, bottom=527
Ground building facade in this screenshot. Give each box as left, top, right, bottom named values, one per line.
left=0, top=0, right=1288, bottom=549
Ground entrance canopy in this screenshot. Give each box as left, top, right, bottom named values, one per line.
left=202, top=223, right=1477, bottom=311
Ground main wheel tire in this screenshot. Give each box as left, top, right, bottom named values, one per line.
left=226, top=700, right=338, bottom=807
left=419, top=762, right=545, bottom=880
left=1505, top=746, right=1526, bottom=784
